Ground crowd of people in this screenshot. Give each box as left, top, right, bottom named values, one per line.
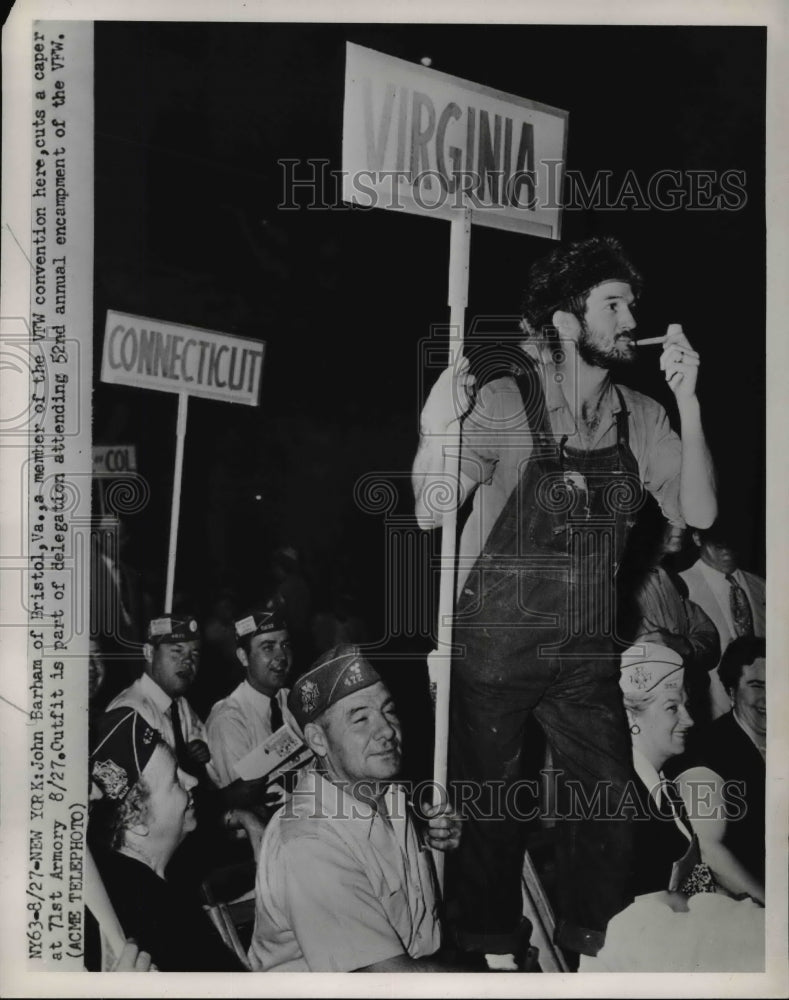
left=87, top=617, right=464, bottom=972
left=86, top=236, right=766, bottom=974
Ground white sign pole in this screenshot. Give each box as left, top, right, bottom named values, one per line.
left=100, top=313, right=264, bottom=616
left=85, top=847, right=126, bottom=969
left=429, top=204, right=471, bottom=889
left=340, top=42, right=565, bottom=892
left=164, top=393, right=189, bottom=615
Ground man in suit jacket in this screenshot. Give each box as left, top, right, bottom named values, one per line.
left=680, top=524, right=765, bottom=718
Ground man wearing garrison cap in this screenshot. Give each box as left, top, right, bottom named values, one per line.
left=248, top=644, right=462, bottom=972
left=412, top=236, right=717, bottom=961
left=106, top=613, right=210, bottom=777
left=206, top=598, right=296, bottom=815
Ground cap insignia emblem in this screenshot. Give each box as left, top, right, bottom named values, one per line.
left=236, top=615, right=256, bottom=637
left=92, top=759, right=129, bottom=800
left=150, top=617, right=172, bottom=637
left=301, top=679, right=319, bottom=713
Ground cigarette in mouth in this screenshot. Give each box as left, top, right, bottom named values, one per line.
left=634, top=335, right=668, bottom=347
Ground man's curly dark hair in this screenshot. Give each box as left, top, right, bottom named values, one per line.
left=521, top=236, right=642, bottom=341
left=718, top=636, right=765, bottom=698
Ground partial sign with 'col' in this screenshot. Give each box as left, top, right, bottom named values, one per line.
left=92, top=445, right=137, bottom=474
left=342, top=43, right=567, bottom=238
left=101, top=310, right=265, bottom=406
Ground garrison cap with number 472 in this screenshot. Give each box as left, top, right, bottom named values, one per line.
left=288, top=644, right=382, bottom=728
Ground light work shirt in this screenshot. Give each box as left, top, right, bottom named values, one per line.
left=248, top=768, right=441, bottom=971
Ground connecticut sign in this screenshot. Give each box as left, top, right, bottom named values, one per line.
left=101, top=311, right=265, bottom=406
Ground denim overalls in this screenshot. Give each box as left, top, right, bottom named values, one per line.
left=449, top=359, right=645, bottom=956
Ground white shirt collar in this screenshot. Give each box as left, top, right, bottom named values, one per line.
left=138, top=671, right=173, bottom=713
left=697, top=558, right=742, bottom=588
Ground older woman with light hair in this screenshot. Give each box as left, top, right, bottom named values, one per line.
left=580, top=642, right=764, bottom=972
left=87, top=708, right=245, bottom=972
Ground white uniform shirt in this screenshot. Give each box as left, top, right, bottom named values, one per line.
left=105, top=673, right=206, bottom=753
left=205, top=680, right=289, bottom=788
left=248, top=769, right=442, bottom=971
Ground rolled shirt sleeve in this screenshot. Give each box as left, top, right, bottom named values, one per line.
left=625, top=388, right=684, bottom=526
left=460, top=380, right=505, bottom=487
left=457, top=377, right=536, bottom=589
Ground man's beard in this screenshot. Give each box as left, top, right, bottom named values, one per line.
left=577, top=323, right=635, bottom=369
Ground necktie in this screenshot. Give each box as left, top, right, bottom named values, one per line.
left=726, top=573, right=754, bottom=637
left=170, top=700, right=202, bottom=777
left=170, top=699, right=186, bottom=759
left=270, top=695, right=284, bottom=733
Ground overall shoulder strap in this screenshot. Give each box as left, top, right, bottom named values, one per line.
left=613, top=384, right=631, bottom=446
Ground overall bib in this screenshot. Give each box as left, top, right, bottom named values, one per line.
left=449, top=360, right=645, bottom=956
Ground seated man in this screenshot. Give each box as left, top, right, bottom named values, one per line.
left=680, top=520, right=766, bottom=718
left=105, top=613, right=210, bottom=777
left=87, top=708, right=245, bottom=971
left=248, top=644, right=462, bottom=972
left=206, top=601, right=294, bottom=817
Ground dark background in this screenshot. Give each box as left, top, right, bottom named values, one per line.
left=93, top=22, right=766, bottom=654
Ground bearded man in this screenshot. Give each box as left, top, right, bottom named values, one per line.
left=412, top=236, right=717, bottom=962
